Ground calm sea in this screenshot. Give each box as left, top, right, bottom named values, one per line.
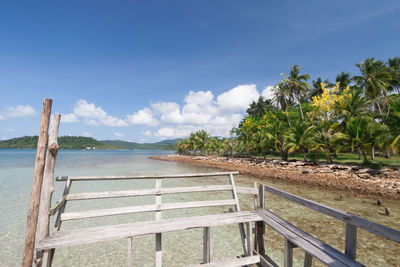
left=0, top=149, right=399, bottom=266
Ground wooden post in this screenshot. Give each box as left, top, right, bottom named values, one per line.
left=345, top=223, right=357, bottom=260
left=127, top=237, right=132, bottom=267
left=22, top=99, right=52, bottom=267
left=36, top=114, right=60, bottom=267
left=255, top=183, right=266, bottom=256
left=203, top=227, right=213, bottom=263
left=303, top=252, right=312, bottom=267
left=246, top=222, right=253, bottom=256
left=284, top=239, right=294, bottom=267
left=155, top=178, right=162, bottom=267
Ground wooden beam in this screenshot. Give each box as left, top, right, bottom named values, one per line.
left=247, top=222, right=253, bottom=256
left=127, top=237, right=132, bottom=267
left=190, top=255, right=260, bottom=267
left=203, top=227, right=212, bottom=263
left=263, top=185, right=400, bottom=244
left=155, top=178, right=162, bottom=267
left=36, top=114, right=60, bottom=267
left=304, top=252, right=313, bottom=267
left=345, top=224, right=357, bottom=260
left=284, top=239, right=294, bottom=267
left=61, top=199, right=237, bottom=221
left=49, top=196, right=66, bottom=216
left=36, top=211, right=262, bottom=250
left=54, top=179, right=72, bottom=229
left=55, top=171, right=240, bottom=181
left=22, top=98, right=52, bottom=267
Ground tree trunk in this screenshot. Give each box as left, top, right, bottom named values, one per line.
left=298, top=95, right=305, bottom=122
left=371, top=144, right=375, bottom=160
left=358, top=149, right=362, bottom=160
left=385, top=148, right=391, bottom=158
left=285, top=108, right=291, bottom=128
left=302, top=149, right=306, bottom=161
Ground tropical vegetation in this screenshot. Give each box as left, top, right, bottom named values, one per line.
left=176, top=57, right=400, bottom=166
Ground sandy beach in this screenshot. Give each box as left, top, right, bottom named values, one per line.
left=151, top=155, right=400, bottom=199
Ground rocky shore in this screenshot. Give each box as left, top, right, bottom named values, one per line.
left=151, top=155, right=400, bottom=199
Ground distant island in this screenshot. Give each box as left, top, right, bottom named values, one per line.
left=0, top=136, right=178, bottom=150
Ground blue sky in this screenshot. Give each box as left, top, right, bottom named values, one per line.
left=1, top=0, right=399, bottom=142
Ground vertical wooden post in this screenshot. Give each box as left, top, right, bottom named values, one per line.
left=203, top=227, right=213, bottom=263
left=284, top=239, right=294, bottom=267
left=228, top=174, right=247, bottom=255
left=22, top=99, right=52, bottom=267
left=155, top=178, right=162, bottom=267
left=246, top=222, right=253, bottom=256
left=127, top=237, right=132, bottom=267
left=36, top=114, right=60, bottom=267
left=256, top=184, right=265, bottom=256
left=54, top=179, right=72, bottom=230
left=345, top=223, right=357, bottom=260
left=303, top=252, right=312, bottom=267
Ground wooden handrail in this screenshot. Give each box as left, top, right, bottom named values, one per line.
left=262, top=184, right=400, bottom=244
left=55, top=171, right=240, bottom=181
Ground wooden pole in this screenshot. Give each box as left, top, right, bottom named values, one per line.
left=36, top=114, right=61, bottom=267
left=22, top=99, right=52, bottom=267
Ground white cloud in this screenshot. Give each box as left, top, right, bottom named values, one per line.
left=155, top=126, right=195, bottom=138
left=114, top=132, right=123, bottom=138
left=261, top=85, right=274, bottom=100
left=216, top=84, right=259, bottom=113
left=183, top=90, right=214, bottom=113
left=73, top=100, right=128, bottom=127
left=61, top=113, right=79, bottom=123
left=2, top=105, right=36, bottom=119
left=7, top=128, right=16, bottom=132
left=151, top=102, right=183, bottom=124
left=142, top=130, right=152, bottom=136
left=82, top=132, right=92, bottom=137
left=127, top=108, right=158, bottom=126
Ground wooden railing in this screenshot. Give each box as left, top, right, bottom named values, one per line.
left=260, top=184, right=400, bottom=266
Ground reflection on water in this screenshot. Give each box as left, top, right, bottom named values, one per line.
left=0, top=150, right=399, bottom=266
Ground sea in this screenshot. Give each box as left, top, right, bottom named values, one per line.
left=0, top=149, right=399, bottom=266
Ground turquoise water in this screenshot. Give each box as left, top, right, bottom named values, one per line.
left=0, top=149, right=399, bottom=266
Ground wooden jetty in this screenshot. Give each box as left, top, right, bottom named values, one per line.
left=23, top=99, right=400, bottom=266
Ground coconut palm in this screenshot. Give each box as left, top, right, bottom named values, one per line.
left=194, top=130, right=210, bottom=155
left=272, top=82, right=291, bottom=127
left=310, top=77, right=332, bottom=98
left=281, top=65, right=311, bottom=121
left=388, top=57, right=400, bottom=93
left=310, top=126, right=347, bottom=163
left=354, top=58, right=393, bottom=114
left=342, top=116, right=372, bottom=161
left=284, top=122, right=315, bottom=161
left=336, top=72, right=352, bottom=92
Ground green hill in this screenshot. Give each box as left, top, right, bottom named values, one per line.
left=101, top=139, right=178, bottom=150
left=0, top=136, right=118, bottom=149
left=0, top=136, right=178, bottom=150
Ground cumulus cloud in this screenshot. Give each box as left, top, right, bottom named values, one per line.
left=73, top=100, right=128, bottom=127
left=155, top=126, right=195, bottom=138
left=151, top=102, right=182, bottom=124
left=114, top=132, right=123, bottom=137
left=216, top=84, right=260, bottom=113
left=261, top=85, right=274, bottom=100
left=1, top=105, right=36, bottom=119
left=61, top=113, right=79, bottom=123
left=142, top=130, right=152, bottom=136
left=127, top=108, right=158, bottom=126
left=82, top=132, right=92, bottom=137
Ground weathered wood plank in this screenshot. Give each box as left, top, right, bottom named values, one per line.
left=155, top=178, right=162, bottom=267
left=253, top=250, right=279, bottom=267
left=61, top=199, right=237, bottom=221
left=284, top=239, right=294, bottom=267
left=189, top=255, right=260, bottom=267
left=56, top=171, right=239, bottom=181
left=36, top=114, right=60, bottom=267
left=256, top=209, right=364, bottom=267
left=203, top=227, right=212, bottom=263
left=54, top=179, right=72, bottom=229
left=304, top=252, right=313, bottom=267
left=345, top=223, right=357, bottom=260
left=65, top=185, right=257, bottom=201
left=264, top=185, right=400, bottom=244
left=37, top=211, right=262, bottom=250
left=49, top=196, right=66, bottom=216
left=127, top=237, right=132, bottom=267
left=22, top=98, right=52, bottom=267
left=247, top=222, right=253, bottom=256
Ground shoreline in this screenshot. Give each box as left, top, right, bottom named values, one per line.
left=151, top=154, right=400, bottom=200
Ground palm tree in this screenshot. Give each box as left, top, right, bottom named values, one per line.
left=310, top=126, right=347, bottom=163
left=272, top=82, right=291, bottom=127
left=387, top=57, right=400, bottom=93
left=354, top=58, right=393, bottom=114
left=284, top=122, right=315, bottom=161
left=336, top=72, right=352, bottom=92
left=310, top=77, right=332, bottom=98
left=281, top=65, right=311, bottom=121
left=194, top=130, right=210, bottom=155
left=343, top=116, right=372, bottom=161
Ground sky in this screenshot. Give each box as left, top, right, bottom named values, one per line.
left=0, top=0, right=399, bottom=142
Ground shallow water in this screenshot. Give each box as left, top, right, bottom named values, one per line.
left=0, top=149, right=399, bottom=266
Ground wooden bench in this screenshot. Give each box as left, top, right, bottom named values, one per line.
left=37, top=171, right=263, bottom=267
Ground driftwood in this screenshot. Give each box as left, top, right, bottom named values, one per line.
left=22, top=99, right=52, bottom=267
